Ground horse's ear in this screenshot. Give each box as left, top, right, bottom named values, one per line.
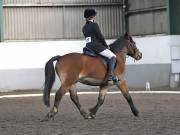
left=124, top=32, right=129, bottom=39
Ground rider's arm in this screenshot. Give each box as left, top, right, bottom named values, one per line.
left=93, top=23, right=109, bottom=48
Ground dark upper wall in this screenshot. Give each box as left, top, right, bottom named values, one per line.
left=2, top=0, right=123, bottom=40
left=3, top=0, right=122, bottom=4
left=128, top=0, right=166, bottom=10
left=127, top=0, right=167, bottom=35
left=1, top=0, right=173, bottom=41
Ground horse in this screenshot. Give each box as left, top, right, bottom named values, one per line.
left=43, top=33, right=142, bottom=120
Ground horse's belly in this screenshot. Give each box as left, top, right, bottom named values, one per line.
left=78, top=77, right=104, bottom=86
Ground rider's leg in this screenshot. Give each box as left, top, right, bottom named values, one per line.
left=99, top=49, right=118, bottom=82
left=107, top=57, right=118, bottom=81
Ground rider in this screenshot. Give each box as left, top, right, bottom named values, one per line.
left=82, top=8, right=118, bottom=82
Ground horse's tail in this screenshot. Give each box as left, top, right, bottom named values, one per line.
left=43, top=55, right=60, bottom=107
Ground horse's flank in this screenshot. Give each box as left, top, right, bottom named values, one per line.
left=55, top=52, right=126, bottom=86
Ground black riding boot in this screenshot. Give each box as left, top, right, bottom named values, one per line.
left=107, top=57, right=118, bottom=82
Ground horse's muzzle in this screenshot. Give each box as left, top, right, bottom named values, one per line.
left=134, top=52, right=142, bottom=60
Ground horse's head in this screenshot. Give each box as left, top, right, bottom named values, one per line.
left=124, top=33, right=142, bottom=60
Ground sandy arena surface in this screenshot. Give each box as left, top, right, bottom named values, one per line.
left=0, top=88, right=180, bottom=135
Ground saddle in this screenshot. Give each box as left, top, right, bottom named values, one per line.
left=83, top=47, right=109, bottom=67
left=83, top=47, right=119, bottom=84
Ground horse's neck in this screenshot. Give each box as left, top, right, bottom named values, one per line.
left=115, top=49, right=126, bottom=75
left=116, top=47, right=127, bottom=64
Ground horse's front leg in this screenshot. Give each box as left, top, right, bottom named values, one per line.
left=117, top=80, right=139, bottom=117
left=89, top=86, right=108, bottom=119
left=69, top=85, right=90, bottom=119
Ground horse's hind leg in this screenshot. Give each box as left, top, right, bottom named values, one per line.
left=89, top=86, right=108, bottom=119
left=45, top=85, right=67, bottom=120
left=117, top=80, right=139, bottom=117
left=69, top=85, right=90, bottom=119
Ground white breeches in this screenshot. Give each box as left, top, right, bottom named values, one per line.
left=99, top=49, right=116, bottom=59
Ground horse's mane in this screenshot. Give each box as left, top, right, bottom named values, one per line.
left=109, top=35, right=125, bottom=54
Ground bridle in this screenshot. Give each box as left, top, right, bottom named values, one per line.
left=118, top=39, right=137, bottom=56
left=111, top=35, right=142, bottom=60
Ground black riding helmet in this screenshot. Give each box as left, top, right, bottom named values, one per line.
left=84, top=9, right=97, bottom=18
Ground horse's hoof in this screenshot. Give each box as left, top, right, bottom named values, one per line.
left=133, top=110, right=139, bottom=117
left=82, top=114, right=91, bottom=119
left=43, top=109, right=57, bottom=121
left=88, top=108, right=96, bottom=119
left=108, top=80, right=114, bottom=85
left=83, top=113, right=95, bottom=119
left=40, top=113, right=51, bottom=122
left=80, top=109, right=90, bottom=119
left=84, top=115, right=94, bottom=119
left=89, top=113, right=96, bottom=119
left=41, top=116, right=49, bottom=122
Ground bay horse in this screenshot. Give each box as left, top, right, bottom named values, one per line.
left=43, top=33, right=142, bottom=120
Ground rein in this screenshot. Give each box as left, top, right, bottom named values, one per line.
left=118, top=50, right=128, bottom=54
left=117, top=47, right=138, bottom=61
